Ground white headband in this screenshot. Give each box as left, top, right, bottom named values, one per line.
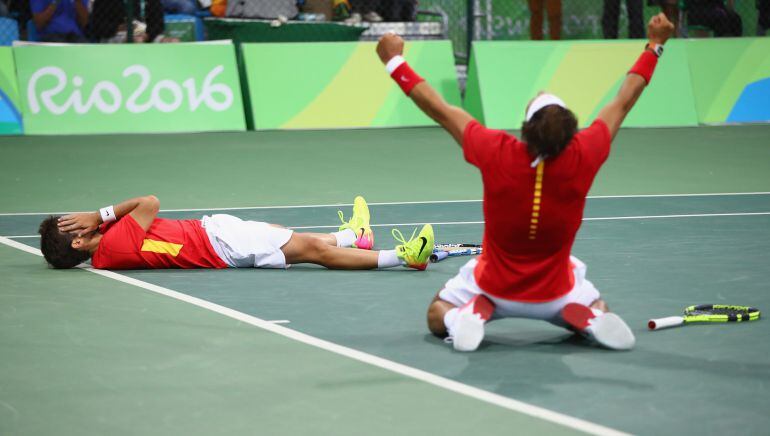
left=525, top=93, right=567, bottom=122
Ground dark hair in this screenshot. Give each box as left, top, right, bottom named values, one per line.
left=38, top=216, right=91, bottom=269
left=521, top=105, right=578, bottom=160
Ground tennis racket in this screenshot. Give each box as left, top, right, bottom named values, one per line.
left=434, top=244, right=482, bottom=250
left=430, top=244, right=482, bottom=263
left=648, top=304, right=761, bottom=330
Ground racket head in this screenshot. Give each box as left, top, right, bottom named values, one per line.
left=683, top=304, right=761, bottom=323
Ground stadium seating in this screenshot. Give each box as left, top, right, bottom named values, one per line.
left=0, top=17, right=19, bottom=45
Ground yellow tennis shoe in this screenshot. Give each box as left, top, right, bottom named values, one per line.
left=393, top=224, right=434, bottom=270
left=338, top=196, right=374, bottom=250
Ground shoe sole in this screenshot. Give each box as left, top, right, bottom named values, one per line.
left=589, top=313, right=636, bottom=350
left=562, top=303, right=635, bottom=351
left=353, top=197, right=373, bottom=250
left=452, top=311, right=485, bottom=352
left=354, top=233, right=374, bottom=250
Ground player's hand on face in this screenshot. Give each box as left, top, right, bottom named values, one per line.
left=58, top=212, right=101, bottom=236
left=377, top=32, right=405, bottom=64
left=647, top=12, right=675, bottom=45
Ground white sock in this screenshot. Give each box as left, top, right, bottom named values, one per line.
left=331, top=229, right=357, bottom=247
left=377, top=250, right=401, bottom=268
left=444, top=308, right=459, bottom=336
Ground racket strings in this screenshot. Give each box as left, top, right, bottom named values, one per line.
left=687, top=304, right=758, bottom=316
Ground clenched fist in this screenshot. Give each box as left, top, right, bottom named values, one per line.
left=377, top=32, right=404, bottom=64
left=647, top=12, right=675, bottom=45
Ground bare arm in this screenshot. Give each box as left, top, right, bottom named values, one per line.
left=33, top=1, right=58, bottom=29
left=377, top=34, right=476, bottom=147
left=597, top=13, right=674, bottom=139
left=58, top=195, right=161, bottom=235
left=74, top=0, right=89, bottom=30
left=127, top=195, right=161, bottom=230
left=596, top=74, right=648, bottom=139
left=408, top=82, right=475, bottom=146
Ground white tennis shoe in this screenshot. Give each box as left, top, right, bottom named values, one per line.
left=451, top=311, right=487, bottom=352
left=448, top=294, right=495, bottom=352
left=561, top=303, right=636, bottom=350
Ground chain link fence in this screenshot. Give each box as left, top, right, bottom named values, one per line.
left=0, top=0, right=767, bottom=57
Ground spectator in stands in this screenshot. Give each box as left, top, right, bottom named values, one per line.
left=685, top=0, right=742, bottom=36
left=210, top=0, right=225, bottom=17
left=379, top=0, right=416, bottom=22
left=9, top=0, right=33, bottom=33
left=31, top=0, right=89, bottom=42
left=346, top=0, right=383, bottom=23
left=528, top=0, right=561, bottom=40
left=0, top=0, right=9, bottom=17
left=648, top=0, right=679, bottom=33
left=603, top=0, right=644, bottom=38
left=89, top=0, right=167, bottom=42
left=161, top=0, right=196, bottom=15
left=759, top=0, right=770, bottom=35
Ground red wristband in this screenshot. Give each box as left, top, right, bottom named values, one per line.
left=391, top=61, right=425, bottom=95
left=628, top=50, right=658, bottom=85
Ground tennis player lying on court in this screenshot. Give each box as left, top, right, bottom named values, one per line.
left=377, top=14, right=674, bottom=351
left=38, top=195, right=435, bottom=272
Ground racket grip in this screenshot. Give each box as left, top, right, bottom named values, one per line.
left=648, top=316, right=684, bottom=330
left=430, top=251, right=449, bottom=263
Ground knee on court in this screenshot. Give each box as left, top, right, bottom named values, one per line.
left=427, top=294, right=453, bottom=337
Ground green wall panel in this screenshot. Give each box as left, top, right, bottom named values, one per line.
left=242, top=41, right=461, bottom=130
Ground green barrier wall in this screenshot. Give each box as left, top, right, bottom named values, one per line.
left=464, top=39, right=698, bottom=129
left=14, top=43, right=246, bottom=135
left=242, top=41, right=461, bottom=130
left=0, top=47, right=22, bottom=135
left=687, top=38, right=770, bottom=124
left=465, top=38, right=770, bottom=129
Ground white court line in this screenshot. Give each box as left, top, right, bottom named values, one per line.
left=4, top=211, right=770, bottom=239
left=1, top=191, right=769, bottom=216
left=584, top=212, right=770, bottom=221
left=0, top=235, right=626, bottom=436
left=294, top=211, right=770, bottom=229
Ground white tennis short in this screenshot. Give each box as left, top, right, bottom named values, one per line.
left=438, top=256, right=601, bottom=328
left=201, top=214, right=294, bottom=269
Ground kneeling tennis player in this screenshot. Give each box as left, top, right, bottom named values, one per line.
left=376, top=14, right=674, bottom=351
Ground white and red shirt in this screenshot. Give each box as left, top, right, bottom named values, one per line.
left=463, top=119, right=611, bottom=302
left=91, top=215, right=228, bottom=270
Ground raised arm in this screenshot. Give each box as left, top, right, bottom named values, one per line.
left=32, top=0, right=59, bottom=30
left=58, top=195, right=161, bottom=236
left=376, top=33, right=475, bottom=146
left=597, top=13, right=674, bottom=138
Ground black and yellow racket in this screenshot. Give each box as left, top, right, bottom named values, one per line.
left=648, top=304, right=760, bottom=330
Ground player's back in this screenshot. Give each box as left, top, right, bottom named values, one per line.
left=462, top=119, right=611, bottom=301
left=92, top=216, right=227, bottom=269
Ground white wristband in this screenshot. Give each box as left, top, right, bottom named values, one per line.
left=385, top=55, right=406, bottom=74
left=99, top=205, right=116, bottom=223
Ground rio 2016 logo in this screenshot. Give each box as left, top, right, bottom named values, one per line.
left=27, top=65, right=234, bottom=115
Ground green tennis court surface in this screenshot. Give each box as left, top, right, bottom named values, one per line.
left=1, top=125, right=769, bottom=435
